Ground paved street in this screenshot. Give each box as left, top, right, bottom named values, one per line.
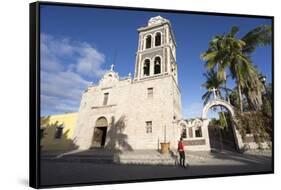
left=40, top=150, right=272, bottom=187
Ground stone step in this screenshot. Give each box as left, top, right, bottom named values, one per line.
left=41, top=149, right=115, bottom=164
left=114, top=151, right=177, bottom=165
left=42, top=154, right=114, bottom=164
left=116, top=157, right=176, bottom=165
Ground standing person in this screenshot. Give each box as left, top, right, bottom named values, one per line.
left=178, top=137, right=186, bottom=168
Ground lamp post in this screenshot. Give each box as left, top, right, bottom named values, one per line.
left=259, top=75, right=271, bottom=107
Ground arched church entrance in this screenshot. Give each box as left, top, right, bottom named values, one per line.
left=91, top=117, right=108, bottom=148
left=202, top=99, right=242, bottom=152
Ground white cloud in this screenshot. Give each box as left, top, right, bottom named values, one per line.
left=40, top=33, right=106, bottom=115
left=41, top=94, right=80, bottom=114
left=41, top=71, right=89, bottom=100
left=76, top=46, right=105, bottom=77
left=41, top=33, right=106, bottom=76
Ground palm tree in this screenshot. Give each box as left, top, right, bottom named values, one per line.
left=201, top=28, right=250, bottom=112
left=241, top=25, right=271, bottom=110
left=201, top=69, right=231, bottom=105
left=201, top=25, right=271, bottom=112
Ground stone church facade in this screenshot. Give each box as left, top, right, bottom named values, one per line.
left=41, top=16, right=269, bottom=153
left=73, top=16, right=210, bottom=151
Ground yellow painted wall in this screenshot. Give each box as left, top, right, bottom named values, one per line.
left=40, top=112, right=78, bottom=151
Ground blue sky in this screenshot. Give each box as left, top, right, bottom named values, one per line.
left=40, top=4, right=272, bottom=118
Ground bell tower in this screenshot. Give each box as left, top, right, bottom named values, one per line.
left=134, top=16, right=178, bottom=84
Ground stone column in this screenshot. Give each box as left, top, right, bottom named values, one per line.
left=138, top=56, right=142, bottom=79
left=202, top=119, right=211, bottom=151
left=150, top=59, right=154, bottom=76
left=232, top=119, right=245, bottom=151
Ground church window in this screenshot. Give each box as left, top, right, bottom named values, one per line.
left=147, top=88, right=153, bottom=98
left=145, top=35, right=152, bottom=49
left=155, top=32, right=161, bottom=46
left=146, top=121, right=152, bottom=133
left=181, top=124, right=187, bottom=138
left=195, top=127, right=202, bottom=137
left=154, top=57, right=161, bottom=74
left=103, top=93, right=109, bottom=106
left=54, top=126, right=63, bottom=139
left=143, top=59, right=150, bottom=76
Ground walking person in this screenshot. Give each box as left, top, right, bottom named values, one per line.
left=178, top=137, right=186, bottom=168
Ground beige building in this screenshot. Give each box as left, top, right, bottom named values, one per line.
left=41, top=112, right=78, bottom=151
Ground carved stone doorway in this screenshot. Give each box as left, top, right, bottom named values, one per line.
left=91, top=117, right=108, bottom=148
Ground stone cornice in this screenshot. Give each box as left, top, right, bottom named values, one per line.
left=91, top=104, right=117, bottom=109
left=138, top=22, right=177, bottom=46
left=133, top=73, right=181, bottom=93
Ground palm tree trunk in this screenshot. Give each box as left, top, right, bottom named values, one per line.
left=220, top=106, right=228, bottom=129
left=234, top=64, right=243, bottom=112
left=225, top=82, right=230, bottom=103
left=218, top=91, right=228, bottom=129
left=237, top=83, right=243, bottom=112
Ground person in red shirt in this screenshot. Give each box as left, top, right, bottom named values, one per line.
left=178, top=137, right=186, bottom=168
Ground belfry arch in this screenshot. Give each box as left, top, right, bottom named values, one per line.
left=202, top=99, right=244, bottom=151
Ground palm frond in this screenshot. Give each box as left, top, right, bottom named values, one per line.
left=201, top=51, right=218, bottom=61
left=228, top=26, right=239, bottom=37
left=242, top=25, right=272, bottom=54
left=202, top=91, right=212, bottom=105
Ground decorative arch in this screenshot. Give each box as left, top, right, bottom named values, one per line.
left=154, top=32, right=161, bottom=46
left=202, top=99, right=235, bottom=119
left=95, top=117, right=108, bottom=127
left=145, top=35, right=152, bottom=49
left=202, top=99, right=244, bottom=150
left=178, top=119, right=188, bottom=127
left=154, top=56, right=161, bottom=74
left=191, top=118, right=203, bottom=127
